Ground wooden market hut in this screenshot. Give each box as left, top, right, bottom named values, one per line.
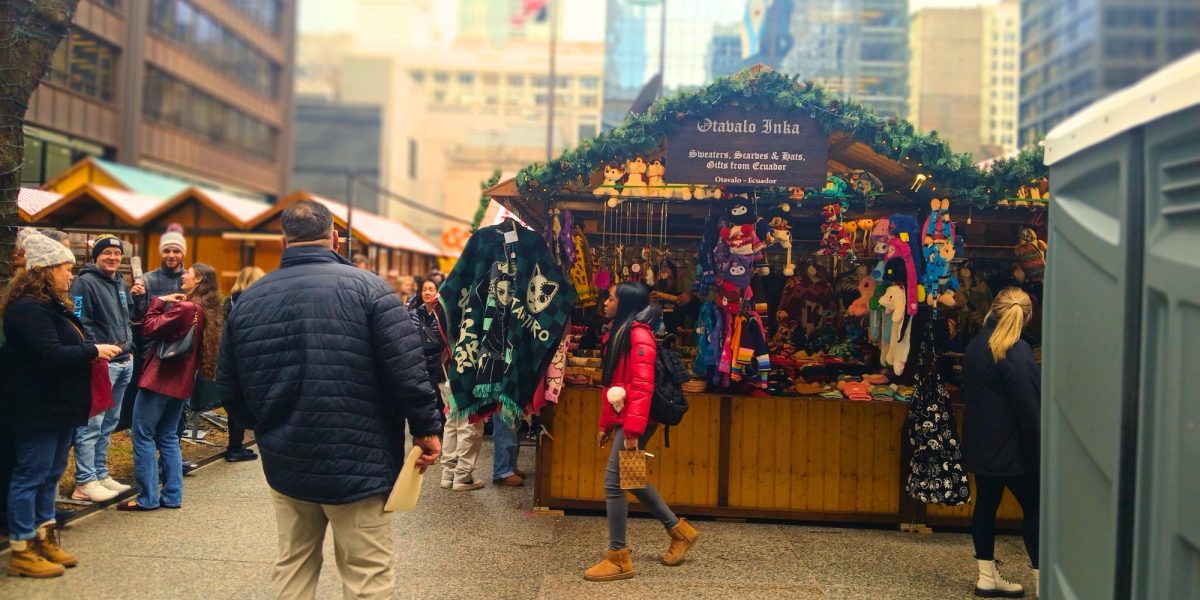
left=246, top=191, right=442, bottom=278
left=483, top=66, right=1048, bottom=529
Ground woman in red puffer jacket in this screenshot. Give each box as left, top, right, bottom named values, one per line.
left=583, top=282, right=700, bottom=583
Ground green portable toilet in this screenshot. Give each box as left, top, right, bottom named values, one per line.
left=1043, top=53, right=1200, bottom=600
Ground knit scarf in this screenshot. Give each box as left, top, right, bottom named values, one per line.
left=441, top=223, right=576, bottom=425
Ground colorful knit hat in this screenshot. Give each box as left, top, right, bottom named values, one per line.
left=160, top=223, right=186, bottom=253
left=91, top=234, right=124, bottom=260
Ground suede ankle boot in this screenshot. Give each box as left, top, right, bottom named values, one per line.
left=662, top=518, right=700, bottom=566
left=6, top=540, right=65, bottom=578
left=35, top=523, right=78, bottom=568
left=583, top=547, right=634, bottom=582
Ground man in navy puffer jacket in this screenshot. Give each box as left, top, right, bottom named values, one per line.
left=218, top=200, right=442, bottom=599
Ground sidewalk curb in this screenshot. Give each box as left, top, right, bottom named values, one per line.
left=0, top=441, right=257, bottom=553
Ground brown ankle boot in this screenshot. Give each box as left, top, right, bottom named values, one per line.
left=662, top=518, right=699, bottom=566
left=6, top=540, right=66, bottom=578
left=35, top=523, right=78, bottom=568
left=582, top=547, right=634, bottom=581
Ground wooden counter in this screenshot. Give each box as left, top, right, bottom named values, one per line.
left=534, top=387, right=1025, bottom=529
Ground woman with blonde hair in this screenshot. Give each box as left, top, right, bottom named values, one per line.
left=119, top=264, right=224, bottom=511
left=2, top=233, right=121, bottom=577
left=222, top=267, right=265, bottom=461
left=962, top=287, right=1040, bottom=598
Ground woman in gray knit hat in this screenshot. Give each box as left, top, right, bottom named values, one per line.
left=1, top=233, right=122, bottom=579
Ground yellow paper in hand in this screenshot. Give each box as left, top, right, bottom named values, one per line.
left=384, top=446, right=424, bottom=512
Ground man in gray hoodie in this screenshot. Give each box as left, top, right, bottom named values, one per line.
left=69, top=234, right=136, bottom=503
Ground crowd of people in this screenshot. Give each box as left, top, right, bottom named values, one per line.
left=1, top=201, right=1042, bottom=599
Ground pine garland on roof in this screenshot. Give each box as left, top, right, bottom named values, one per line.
left=514, top=68, right=1047, bottom=207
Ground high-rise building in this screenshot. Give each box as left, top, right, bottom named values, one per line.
left=22, top=0, right=296, bottom=199
left=602, top=0, right=907, bottom=130
left=1019, top=0, right=1200, bottom=145
left=982, top=0, right=1020, bottom=156
left=909, top=7, right=985, bottom=157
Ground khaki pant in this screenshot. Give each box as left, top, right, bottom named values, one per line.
left=440, top=417, right=484, bottom=486
left=270, top=490, right=393, bottom=600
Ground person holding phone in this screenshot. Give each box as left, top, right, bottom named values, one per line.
left=584, top=282, right=699, bottom=582
left=119, top=264, right=223, bottom=512
left=68, top=234, right=135, bottom=503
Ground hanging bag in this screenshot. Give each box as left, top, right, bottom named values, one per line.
left=618, top=449, right=648, bottom=490
left=89, top=359, right=113, bottom=417
left=157, top=308, right=198, bottom=360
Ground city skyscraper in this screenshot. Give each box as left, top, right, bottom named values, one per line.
left=982, top=0, right=1020, bottom=156
left=602, top=0, right=908, bottom=130
left=1019, top=0, right=1200, bottom=145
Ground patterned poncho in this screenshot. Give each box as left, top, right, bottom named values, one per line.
left=441, top=222, right=576, bottom=425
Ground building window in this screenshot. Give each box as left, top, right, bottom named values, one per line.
left=149, top=0, right=280, bottom=98
left=556, top=76, right=571, bottom=89
left=408, top=139, right=417, bottom=179
left=534, top=93, right=547, bottom=106
left=458, top=72, right=475, bottom=85
left=531, top=75, right=548, bottom=88
left=580, top=76, right=599, bottom=89
left=578, top=123, right=597, bottom=140
left=411, top=71, right=425, bottom=83
left=142, top=67, right=277, bottom=160
left=45, top=28, right=118, bottom=102
left=580, top=94, right=598, bottom=107
left=226, top=0, right=282, bottom=33
left=507, top=74, right=524, bottom=87
left=482, top=73, right=499, bottom=86
left=433, top=90, right=446, bottom=103
left=433, top=71, right=449, bottom=83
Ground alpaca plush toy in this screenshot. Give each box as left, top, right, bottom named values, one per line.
left=816, top=203, right=854, bottom=259
left=766, top=216, right=795, bottom=276
left=595, top=162, right=624, bottom=205
left=622, top=156, right=648, bottom=197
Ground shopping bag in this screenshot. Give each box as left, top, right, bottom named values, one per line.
left=619, top=449, right=648, bottom=490
left=89, top=359, right=113, bottom=417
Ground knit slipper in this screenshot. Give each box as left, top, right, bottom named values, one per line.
left=870, top=385, right=896, bottom=401
left=865, top=373, right=891, bottom=385
left=819, top=389, right=845, bottom=399
left=116, top=500, right=157, bottom=512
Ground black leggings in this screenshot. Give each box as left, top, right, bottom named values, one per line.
left=972, top=473, right=1040, bottom=568
left=227, top=412, right=247, bottom=451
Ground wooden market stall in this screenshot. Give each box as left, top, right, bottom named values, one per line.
left=246, top=191, right=442, bottom=278
left=483, top=66, right=1046, bottom=529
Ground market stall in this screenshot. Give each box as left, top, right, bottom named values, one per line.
left=457, top=66, right=1046, bottom=528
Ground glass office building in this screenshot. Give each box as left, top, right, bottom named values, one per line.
left=1019, top=0, right=1200, bottom=145
left=602, top=0, right=908, bottom=129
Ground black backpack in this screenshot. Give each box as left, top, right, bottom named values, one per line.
left=650, top=338, right=690, bottom=446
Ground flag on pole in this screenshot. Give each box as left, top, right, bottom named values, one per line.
left=511, top=0, right=549, bottom=26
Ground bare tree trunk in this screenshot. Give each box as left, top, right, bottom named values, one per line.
left=0, top=0, right=79, bottom=284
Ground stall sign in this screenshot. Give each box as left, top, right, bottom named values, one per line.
left=665, top=107, right=828, bottom=188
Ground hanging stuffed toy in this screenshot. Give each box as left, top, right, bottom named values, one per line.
left=889, top=214, right=925, bottom=276
left=720, top=201, right=765, bottom=256
left=921, top=240, right=960, bottom=308
left=592, top=251, right=613, bottom=293
left=716, top=252, right=754, bottom=292
left=848, top=275, right=877, bottom=317
left=646, top=158, right=667, bottom=198
left=870, top=218, right=892, bottom=256
left=878, top=284, right=912, bottom=375
left=922, top=198, right=955, bottom=245
left=1014, top=227, right=1047, bottom=282
left=820, top=172, right=849, bottom=197
left=816, top=203, right=854, bottom=259
left=595, top=162, right=624, bottom=206
left=885, top=238, right=920, bottom=316
left=622, top=156, right=648, bottom=197
left=765, top=216, right=795, bottom=276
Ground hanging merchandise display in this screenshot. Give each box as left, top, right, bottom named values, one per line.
left=441, top=221, right=577, bottom=425
left=905, top=320, right=971, bottom=506
left=478, top=64, right=1045, bottom=527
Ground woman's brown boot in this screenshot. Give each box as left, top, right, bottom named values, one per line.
left=662, top=518, right=699, bottom=566
left=6, top=540, right=65, bottom=578
left=583, top=547, right=634, bottom=581
left=35, top=523, right=78, bottom=568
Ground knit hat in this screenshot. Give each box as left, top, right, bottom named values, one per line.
left=23, top=232, right=75, bottom=269
left=16, top=227, right=40, bottom=249
left=160, top=223, right=186, bottom=253
left=92, top=234, right=124, bottom=260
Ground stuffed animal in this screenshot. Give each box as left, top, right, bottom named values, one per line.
left=769, top=310, right=798, bottom=351
left=870, top=218, right=891, bottom=256
left=788, top=186, right=806, bottom=201
left=846, top=169, right=884, bottom=197
left=715, top=280, right=743, bottom=314
left=717, top=253, right=754, bottom=291
left=878, top=284, right=912, bottom=375
left=922, top=240, right=959, bottom=307
left=622, top=156, right=648, bottom=197
left=693, top=185, right=722, bottom=200
left=816, top=203, right=854, bottom=259
left=766, top=216, right=795, bottom=276
left=821, top=172, right=849, bottom=197
left=848, top=275, right=877, bottom=317
left=720, top=201, right=767, bottom=257
left=646, top=158, right=667, bottom=198
left=884, top=241, right=919, bottom=316
left=1014, top=228, right=1047, bottom=282
left=922, top=198, right=955, bottom=245
left=595, top=162, right=624, bottom=205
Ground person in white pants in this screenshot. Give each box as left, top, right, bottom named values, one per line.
left=440, top=414, right=484, bottom=491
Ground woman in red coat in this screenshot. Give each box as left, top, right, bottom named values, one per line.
left=119, top=264, right=223, bottom=511
left=583, top=282, right=700, bottom=582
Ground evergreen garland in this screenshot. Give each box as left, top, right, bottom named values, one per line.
left=514, top=68, right=1047, bottom=207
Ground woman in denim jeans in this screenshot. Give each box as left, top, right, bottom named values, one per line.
left=119, top=264, right=223, bottom=511
left=583, top=282, right=699, bottom=582
left=2, top=233, right=122, bottom=577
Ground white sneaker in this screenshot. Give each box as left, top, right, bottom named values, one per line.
left=452, top=479, right=485, bottom=492
left=72, top=481, right=118, bottom=503
left=98, top=477, right=132, bottom=493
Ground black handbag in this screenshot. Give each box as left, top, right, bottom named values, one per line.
left=157, top=310, right=198, bottom=360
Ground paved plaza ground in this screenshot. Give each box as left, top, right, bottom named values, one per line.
left=1, top=441, right=1036, bottom=599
